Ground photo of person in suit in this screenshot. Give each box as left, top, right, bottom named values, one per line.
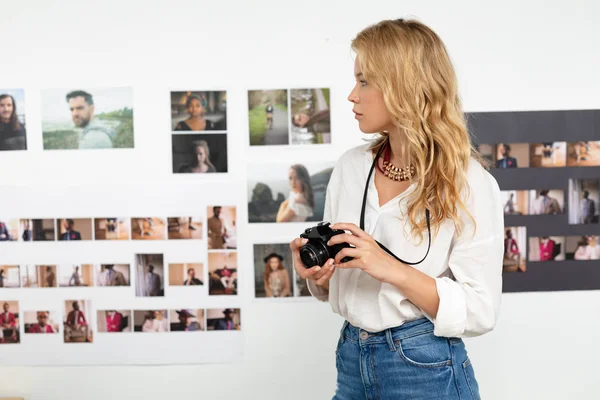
left=529, top=190, right=564, bottom=215
left=207, top=308, right=241, bottom=331
left=135, top=254, right=164, bottom=297
left=64, top=300, right=93, bottom=343
left=496, top=143, right=518, bottom=168
left=97, top=310, right=130, bottom=333
left=59, top=219, right=81, bottom=240
left=97, top=264, right=129, bottom=287
left=170, top=309, right=204, bottom=332
left=25, top=311, right=58, bottom=334
left=0, top=302, right=19, bottom=344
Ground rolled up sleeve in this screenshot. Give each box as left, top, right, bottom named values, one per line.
left=432, top=166, right=505, bottom=338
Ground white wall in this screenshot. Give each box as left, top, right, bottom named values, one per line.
left=1, top=0, right=599, bottom=399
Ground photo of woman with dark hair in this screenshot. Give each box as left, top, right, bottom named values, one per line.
left=276, top=164, right=315, bottom=222
left=174, top=94, right=216, bottom=131
left=171, top=91, right=226, bottom=131
left=0, top=91, right=26, bottom=151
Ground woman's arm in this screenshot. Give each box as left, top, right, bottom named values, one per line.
left=276, top=200, right=297, bottom=222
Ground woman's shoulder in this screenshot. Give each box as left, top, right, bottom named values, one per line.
left=464, top=157, right=500, bottom=194
left=334, top=142, right=371, bottom=171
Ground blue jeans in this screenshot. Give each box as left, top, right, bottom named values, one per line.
left=333, top=318, right=480, bottom=400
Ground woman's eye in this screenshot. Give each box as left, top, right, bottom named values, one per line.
left=360, top=80, right=367, bottom=87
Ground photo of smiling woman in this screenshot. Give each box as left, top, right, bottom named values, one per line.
left=289, top=18, right=504, bottom=399
left=171, top=91, right=227, bottom=131
left=0, top=90, right=27, bottom=151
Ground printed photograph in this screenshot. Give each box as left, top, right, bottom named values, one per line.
left=134, top=310, right=168, bottom=332
left=0, top=89, right=27, bottom=151
left=19, top=219, right=55, bottom=242
left=565, top=235, right=600, bottom=260
left=495, top=143, right=529, bottom=168
left=63, top=300, right=93, bottom=343
left=97, top=310, right=131, bottom=333
left=171, top=91, right=227, bottom=131
left=290, top=88, right=331, bottom=145
left=503, top=226, right=527, bottom=272
left=24, top=310, right=59, bottom=334
left=58, top=264, right=94, bottom=287
left=135, top=254, right=164, bottom=297
left=206, top=308, right=240, bottom=331
left=0, top=265, right=20, bottom=288
left=529, top=142, right=567, bottom=168
left=248, top=161, right=334, bottom=223
left=500, top=190, right=528, bottom=215
left=169, top=263, right=204, bottom=286
left=568, top=179, right=599, bottom=225
left=208, top=252, right=237, bottom=295
left=0, top=301, right=20, bottom=344
left=94, top=218, right=130, bottom=240
left=528, top=190, right=565, bottom=215
left=131, top=217, right=167, bottom=240
left=0, top=218, right=19, bottom=241
left=248, top=89, right=289, bottom=146
left=57, top=218, right=93, bottom=241
left=41, top=87, right=134, bottom=150
left=567, top=141, right=600, bottom=166
left=172, top=133, right=228, bottom=173
left=169, top=309, right=205, bottom=332
left=96, top=264, right=130, bottom=287
left=254, top=243, right=293, bottom=298
left=207, top=206, right=236, bottom=250
left=475, top=143, right=495, bottom=167
left=529, top=236, right=565, bottom=261
left=167, top=217, right=203, bottom=240
left=20, top=265, right=57, bottom=288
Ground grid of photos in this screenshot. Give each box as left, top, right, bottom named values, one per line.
left=41, top=87, right=134, bottom=150
left=0, top=89, right=27, bottom=151
left=0, top=216, right=203, bottom=242
left=247, top=161, right=334, bottom=223
left=248, top=88, right=331, bottom=146
left=171, top=91, right=228, bottom=174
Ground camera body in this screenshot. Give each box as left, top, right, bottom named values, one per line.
left=299, top=222, right=353, bottom=268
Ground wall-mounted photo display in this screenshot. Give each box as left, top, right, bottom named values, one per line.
left=528, top=189, right=565, bottom=215
left=207, top=206, right=236, bottom=250
left=167, top=217, right=203, bottom=240
left=171, top=91, right=227, bottom=132
left=96, top=264, right=130, bottom=287
left=208, top=252, right=237, bottom=295
left=19, top=219, right=55, bottom=242
left=41, top=87, right=134, bottom=150
left=568, top=179, right=599, bottom=225
left=247, top=161, right=334, bottom=223
left=500, top=190, right=529, bottom=215
left=169, top=263, right=204, bottom=287
left=94, top=217, right=130, bottom=240
left=0, top=301, right=20, bottom=344
left=135, top=254, right=165, bottom=297
left=206, top=308, right=240, bottom=331
left=63, top=300, right=93, bottom=343
left=528, top=236, right=566, bottom=261
left=0, top=218, right=19, bottom=241
left=529, top=142, right=566, bottom=168
left=20, top=265, right=57, bottom=288
left=24, top=310, right=59, bottom=334
left=169, top=309, right=205, bottom=332
left=58, top=264, right=94, bottom=287
left=565, top=235, right=600, bottom=260
left=172, top=133, right=228, bottom=173
left=567, top=141, right=600, bottom=166
left=0, top=88, right=27, bottom=151
left=131, top=217, right=167, bottom=240
left=134, top=310, right=168, bottom=333
left=97, top=310, right=131, bottom=333
left=495, top=143, right=529, bottom=168
left=0, top=265, right=20, bottom=288
left=57, top=218, right=93, bottom=241
left=503, top=226, right=527, bottom=272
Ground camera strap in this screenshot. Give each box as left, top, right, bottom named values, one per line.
left=359, top=141, right=431, bottom=266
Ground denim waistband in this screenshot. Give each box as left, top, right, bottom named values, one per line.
left=340, top=317, right=435, bottom=346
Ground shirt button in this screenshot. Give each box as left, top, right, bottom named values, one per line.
left=360, top=331, right=369, bottom=340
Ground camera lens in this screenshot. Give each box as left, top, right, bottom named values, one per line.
left=300, top=242, right=328, bottom=268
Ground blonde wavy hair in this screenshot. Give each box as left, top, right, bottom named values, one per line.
left=351, top=18, right=490, bottom=241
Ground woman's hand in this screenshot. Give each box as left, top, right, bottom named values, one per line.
left=327, top=223, right=403, bottom=284
left=290, top=237, right=336, bottom=290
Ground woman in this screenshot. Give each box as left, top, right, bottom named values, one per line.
left=290, top=19, right=503, bottom=399
left=0, top=93, right=26, bottom=151
left=573, top=236, right=593, bottom=260
left=276, top=164, right=314, bottom=222
left=263, top=253, right=291, bottom=297
left=174, top=94, right=216, bottom=131
left=190, top=140, right=217, bottom=173
left=141, top=310, right=168, bottom=332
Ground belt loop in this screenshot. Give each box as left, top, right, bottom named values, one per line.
left=385, top=328, right=396, bottom=352
left=339, top=320, right=349, bottom=344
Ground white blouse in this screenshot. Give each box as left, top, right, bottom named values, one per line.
left=308, top=143, right=505, bottom=338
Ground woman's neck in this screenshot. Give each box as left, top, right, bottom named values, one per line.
left=386, top=128, right=409, bottom=166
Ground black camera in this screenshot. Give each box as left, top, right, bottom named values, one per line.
left=299, top=222, right=353, bottom=268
